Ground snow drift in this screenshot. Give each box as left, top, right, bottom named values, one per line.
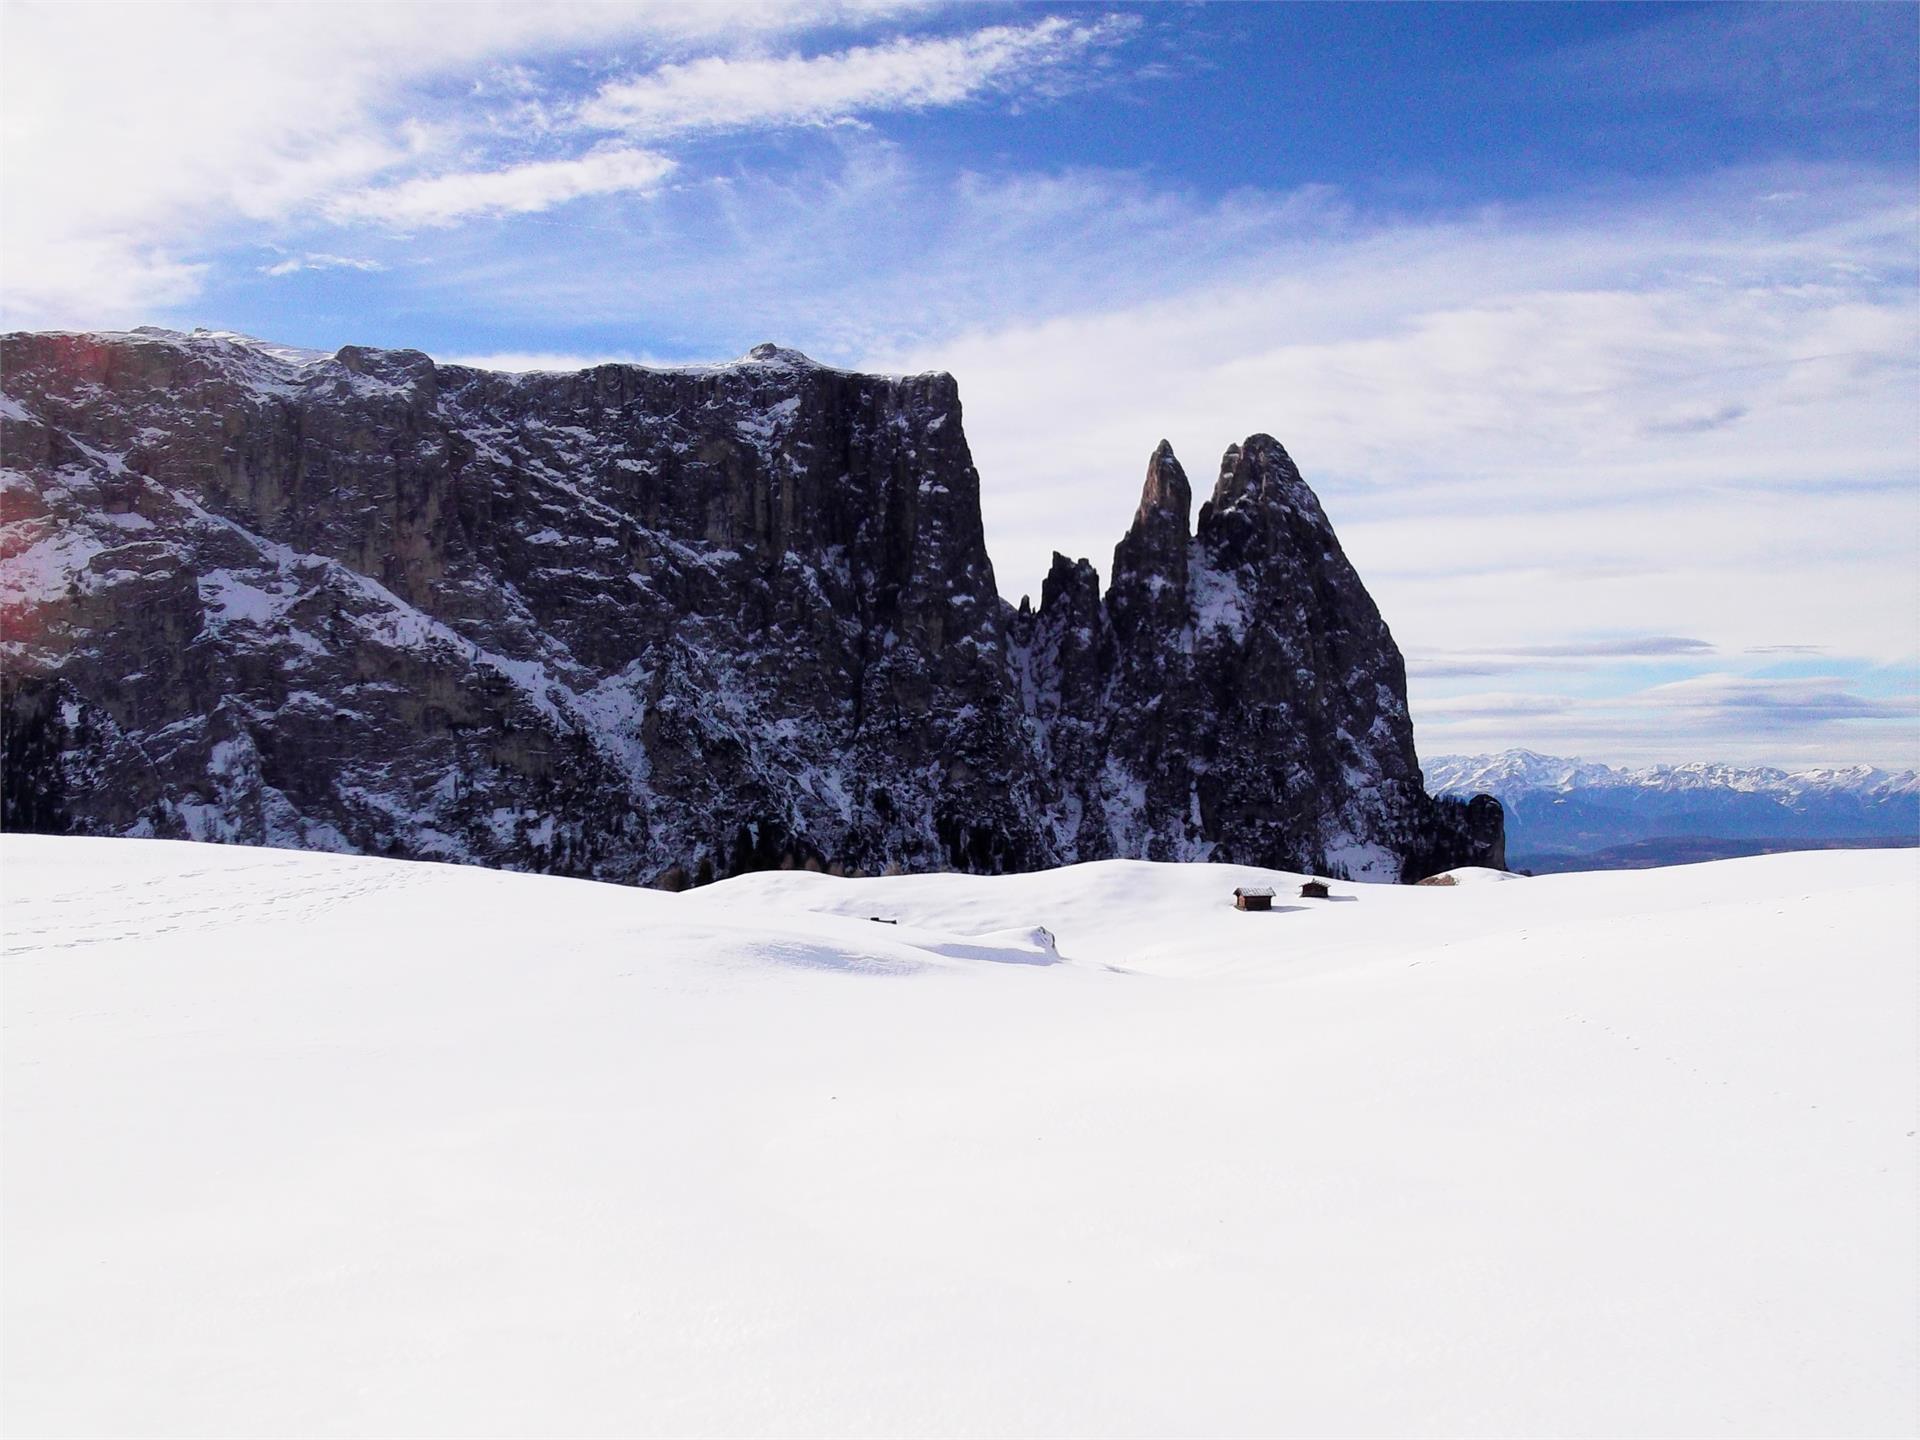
left=3, top=836, right=1914, bottom=1436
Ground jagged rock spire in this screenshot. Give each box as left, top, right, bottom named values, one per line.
left=1108, top=441, right=1193, bottom=651
left=1134, top=439, right=1192, bottom=530
left=1039, top=551, right=1101, bottom=616
left=1210, top=433, right=1318, bottom=516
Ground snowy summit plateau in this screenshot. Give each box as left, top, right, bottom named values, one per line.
left=0, top=327, right=1502, bottom=885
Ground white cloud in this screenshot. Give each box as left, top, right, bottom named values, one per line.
left=2, top=237, right=210, bottom=324
left=0, top=0, right=935, bottom=325
left=407, top=149, right=1349, bottom=358
left=260, top=253, right=388, bottom=277
left=1407, top=638, right=1720, bottom=679
left=328, top=148, right=675, bottom=229
left=578, top=15, right=1132, bottom=139
left=1414, top=672, right=1920, bottom=768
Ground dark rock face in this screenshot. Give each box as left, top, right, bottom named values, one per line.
left=1, top=328, right=1501, bottom=883
left=1008, top=434, right=1503, bottom=878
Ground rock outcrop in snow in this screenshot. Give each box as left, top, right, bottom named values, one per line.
left=1, top=327, right=1501, bottom=883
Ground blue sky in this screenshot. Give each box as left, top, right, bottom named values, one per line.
left=4, top=1, right=1916, bottom=767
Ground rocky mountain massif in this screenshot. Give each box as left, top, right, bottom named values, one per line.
left=1, top=328, right=1501, bottom=885
left=1427, top=749, right=1914, bottom=870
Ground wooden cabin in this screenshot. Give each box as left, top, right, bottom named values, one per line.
left=1233, top=886, right=1275, bottom=911
left=1299, top=879, right=1331, bottom=900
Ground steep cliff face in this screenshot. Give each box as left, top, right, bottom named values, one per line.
left=1, top=327, right=1500, bottom=882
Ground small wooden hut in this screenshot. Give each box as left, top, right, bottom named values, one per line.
left=1299, top=879, right=1331, bottom=900
left=1233, top=886, right=1275, bottom=911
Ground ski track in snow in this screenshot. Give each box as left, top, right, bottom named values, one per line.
left=2, top=835, right=1916, bottom=1438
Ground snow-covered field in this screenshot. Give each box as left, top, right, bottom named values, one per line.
left=4, top=835, right=1915, bottom=1437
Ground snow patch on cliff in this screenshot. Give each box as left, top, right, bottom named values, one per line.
left=1187, top=549, right=1249, bottom=644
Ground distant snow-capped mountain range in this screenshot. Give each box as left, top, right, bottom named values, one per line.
left=1426, top=750, right=1919, bottom=804
left=1425, top=750, right=1918, bottom=871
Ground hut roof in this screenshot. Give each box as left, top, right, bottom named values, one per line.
left=1234, top=885, right=1276, bottom=898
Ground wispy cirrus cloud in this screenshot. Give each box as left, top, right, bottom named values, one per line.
left=1416, top=670, right=1920, bottom=766
left=577, top=15, right=1135, bottom=139
left=1406, top=637, right=1717, bottom=680
left=1643, top=672, right=1918, bottom=728
left=321, top=18, right=1135, bottom=233
left=2, top=1, right=1093, bottom=325
left=328, top=147, right=675, bottom=229
left=259, top=252, right=388, bottom=278
left=1641, top=402, right=1750, bottom=437
left=1510, top=637, right=1716, bottom=659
